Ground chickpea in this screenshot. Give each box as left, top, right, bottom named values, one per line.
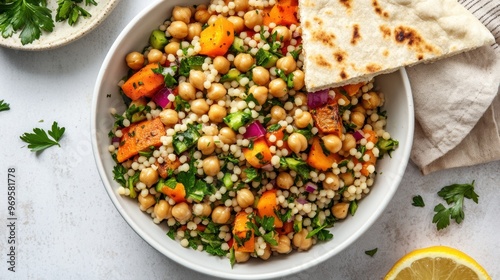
left=139, top=167, right=159, bottom=188
left=189, top=70, right=206, bottom=90
left=272, top=235, right=292, bottom=254
left=227, top=16, right=245, bottom=34
left=276, top=172, right=294, bottom=190
left=187, top=22, right=202, bottom=41
left=259, top=245, right=272, bottom=260
left=252, top=66, right=270, bottom=86
left=322, top=134, right=342, bottom=153
left=178, top=82, right=196, bottom=100
left=167, top=21, right=189, bottom=39
left=272, top=26, right=291, bottom=41
left=323, top=172, right=340, bottom=190
left=351, top=105, right=366, bottom=114
left=193, top=202, right=212, bottom=217
left=249, top=86, right=268, bottom=105
left=350, top=111, right=366, bottom=129
left=293, top=229, right=313, bottom=251
left=291, top=69, right=305, bottom=91
left=147, top=49, right=163, bottom=64
left=125, top=51, right=144, bottom=70
left=342, top=133, right=356, bottom=152
left=159, top=109, right=179, bottom=126
left=211, top=206, right=231, bottom=224
left=340, top=172, right=354, bottom=186
left=213, top=56, right=230, bottom=74
left=287, top=132, right=308, bottom=154
left=130, top=98, right=147, bottom=107
left=233, top=53, right=254, bottom=73
left=206, top=83, right=227, bottom=100
left=203, top=155, right=220, bottom=176
left=154, top=199, right=172, bottom=221
left=208, top=104, right=227, bottom=123
left=362, top=91, right=382, bottom=109
left=332, top=202, right=350, bottom=219
left=194, top=9, right=211, bottom=24
left=164, top=41, right=180, bottom=55
left=244, top=10, right=263, bottom=29
left=138, top=194, right=156, bottom=210
left=276, top=56, right=297, bottom=74
left=270, top=105, right=286, bottom=121
left=218, top=127, right=237, bottom=144
left=294, top=92, right=308, bottom=106
left=234, top=0, right=249, bottom=12
left=191, top=99, right=209, bottom=115
left=172, top=202, right=192, bottom=224
left=207, top=15, right=219, bottom=26
left=197, top=135, right=215, bottom=155
left=235, top=251, right=250, bottom=263
left=294, top=111, right=312, bottom=128
left=172, top=6, right=192, bottom=24
left=268, top=78, right=288, bottom=97
left=236, top=188, right=255, bottom=208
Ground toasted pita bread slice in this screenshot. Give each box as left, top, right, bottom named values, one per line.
left=299, top=0, right=495, bottom=91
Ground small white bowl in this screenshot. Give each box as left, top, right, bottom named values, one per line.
left=0, top=0, right=120, bottom=51
left=91, top=0, right=414, bottom=278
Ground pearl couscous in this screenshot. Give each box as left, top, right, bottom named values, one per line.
left=109, top=0, right=398, bottom=265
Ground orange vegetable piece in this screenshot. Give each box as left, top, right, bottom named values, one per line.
left=263, top=0, right=299, bottom=26
left=116, top=117, right=166, bottom=163
left=362, top=128, right=378, bottom=144
left=342, top=82, right=365, bottom=96
left=121, top=63, right=164, bottom=101
left=276, top=221, right=293, bottom=235
left=242, top=138, right=272, bottom=168
left=156, top=157, right=181, bottom=179
left=232, top=212, right=255, bottom=252
left=353, top=150, right=377, bottom=177
left=306, top=136, right=342, bottom=171
left=256, top=189, right=283, bottom=228
left=159, top=182, right=186, bottom=203
left=199, top=17, right=235, bottom=57
left=265, top=126, right=291, bottom=153
left=311, top=99, right=343, bottom=137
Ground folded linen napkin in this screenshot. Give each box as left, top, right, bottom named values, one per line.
left=407, top=0, right=500, bottom=175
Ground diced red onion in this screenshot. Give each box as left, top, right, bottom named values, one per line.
left=353, top=130, right=365, bottom=141
left=111, top=137, right=121, bottom=143
left=307, top=89, right=330, bottom=109
left=244, top=120, right=266, bottom=139
left=152, top=87, right=173, bottom=108
left=296, top=198, right=307, bottom=204
left=304, top=182, right=318, bottom=193
left=261, top=164, right=274, bottom=172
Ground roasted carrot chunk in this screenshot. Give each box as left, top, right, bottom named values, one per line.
left=353, top=150, right=377, bottom=177
left=342, top=82, right=365, bottom=96
left=121, top=63, right=164, bottom=101
left=263, top=0, right=299, bottom=26
left=199, top=17, right=235, bottom=57
left=160, top=182, right=186, bottom=203
left=233, top=212, right=255, bottom=252
left=306, top=136, right=342, bottom=171
left=256, top=189, right=283, bottom=228
left=156, top=157, right=181, bottom=179
left=311, top=99, right=343, bottom=136
left=242, top=138, right=272, bottom=168
left=265, top=125, right=291, bottom=153
left=116, top=117, right=166, bottom=163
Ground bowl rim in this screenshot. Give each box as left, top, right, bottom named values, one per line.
left=90, top=0, right=415, bottom=278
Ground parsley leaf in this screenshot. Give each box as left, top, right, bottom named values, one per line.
left=0, top=0, right=55, bottom=45
left=411, top=195, right=425, bottom=207
left=0, top=99, right=10, bottom=111
left=20, top=121, right=65, bottom=152
left=365, top=248, right=378, bottom=257
left=432, top=181, right=478, bottom=230
left=56, top=0, right=96, bottom=26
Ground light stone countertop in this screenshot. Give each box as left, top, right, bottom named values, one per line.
left=0, top=0, right=499, bottom=279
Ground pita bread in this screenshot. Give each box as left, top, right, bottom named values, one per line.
left=299, top=0, right=495, bottom=91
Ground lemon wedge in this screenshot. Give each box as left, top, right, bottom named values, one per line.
left=384, top=246, right=491, bottom=280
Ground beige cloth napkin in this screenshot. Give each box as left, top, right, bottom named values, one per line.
left=407, top=0, right=500, bottom=175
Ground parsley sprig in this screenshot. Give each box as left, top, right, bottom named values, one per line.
left=0, top=99, right=10, bottom=111
left=432, top=181, right=478, bottom=230
left=56, top=0, right=96, bottom=26
left=20, top=121, right=65, bottom=152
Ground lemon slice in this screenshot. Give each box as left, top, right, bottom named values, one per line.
left=384, top=246, right=491, bottom=280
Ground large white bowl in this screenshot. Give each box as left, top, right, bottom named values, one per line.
left=91, top=0, right=414, bottom=278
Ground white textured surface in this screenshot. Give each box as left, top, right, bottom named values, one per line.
left=0, top=0, right=499, bottom=279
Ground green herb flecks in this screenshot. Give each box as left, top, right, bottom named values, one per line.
left=0, top=99, right=10, bottom=111
left=365, top=248, right=378, bottom=257
left=56, top=0, right=96, bottom=26
left=412, top=195, right=425, bottom=207
left=20, top=121, right=65, bottom=152
left=432, top=181, right=478, bottom=230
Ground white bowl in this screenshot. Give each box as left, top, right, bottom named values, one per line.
left=0, top=0, right=120, bottom=51
left=91, top=0, right=414, bottom=278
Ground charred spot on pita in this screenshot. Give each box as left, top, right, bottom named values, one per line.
left=366, top=63, right=382, bottom=73
left=379, top=25, right=391, bottom=38
left=312, top=30, right=336, bottom=48
left=351, top=24, right=361, bottom=45
left=340, top=70, right=348, bottom=79
left=313, top=54, right=332, bottom=68
left=339, top=0, right=351, bottom=9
